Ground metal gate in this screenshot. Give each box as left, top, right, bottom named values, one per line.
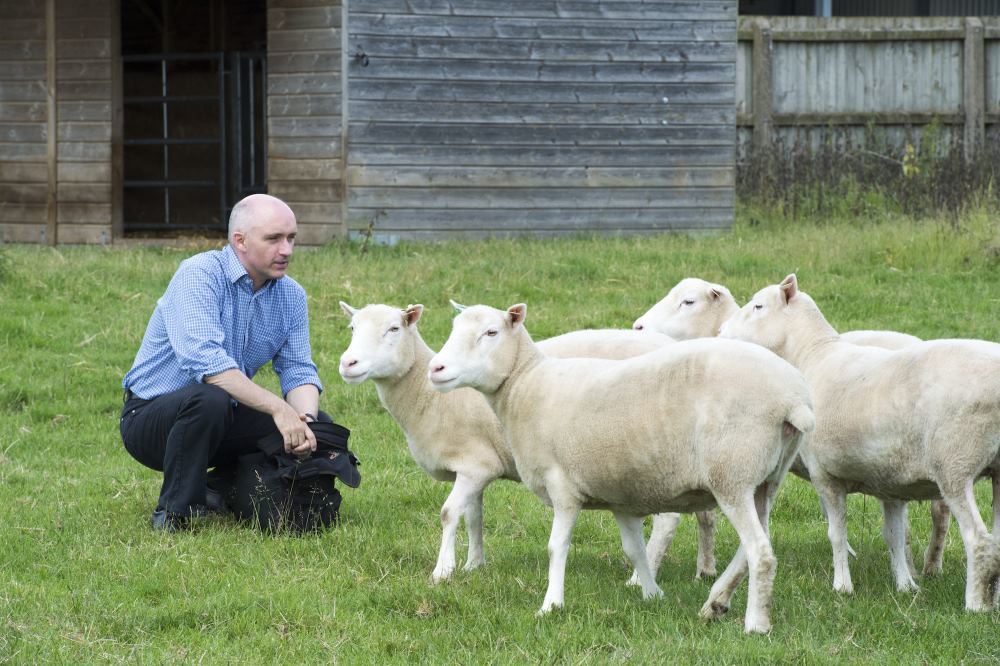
left=122, top=51, right=266, bottom=233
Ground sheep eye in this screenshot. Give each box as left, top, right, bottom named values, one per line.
left=681, top=299, right=695, bottom=306
left=485, top=329, right=498, bottom=337
left=753, top=304, right=764, bottom=311
left=387, top=326, right=400, bottom=334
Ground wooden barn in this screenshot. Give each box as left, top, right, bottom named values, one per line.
left=0, top=1, right=737, bottom=245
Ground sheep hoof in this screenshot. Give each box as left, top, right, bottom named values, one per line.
left=625, top=572, right=641, bottom=587
left=431, top=567, right=454, bottom=584
left=896, top=579, right=920, bottom=593
left=695, top=567, right=718, bottom=580
left=745, top=619, right=772, bottom=635
left=965, top=599, right=992, bottom=613
left=922, top=560, right=943, bottom=576
left=642, top=586, right=665, bottom=601
left=699, top=600, right=729, bottom=621
left=462, top=558, right=486, bottom=573
left=536, top=602, right=561, bottom=617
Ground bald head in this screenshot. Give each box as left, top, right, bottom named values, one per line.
left=228, top=194, right=295, bottom=244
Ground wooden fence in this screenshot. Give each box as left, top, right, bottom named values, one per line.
left=737, top=16, right=1000, bottom=158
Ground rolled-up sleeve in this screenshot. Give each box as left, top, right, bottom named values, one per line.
left=272, top=290, right=323, bottom=396
left=161, top=264, right=239, bottom=383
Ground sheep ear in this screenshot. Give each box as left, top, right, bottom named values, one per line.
left=779, top=274, right=798, bottom=304
left=339, top=301, right=357, bottom=318
left=449, top=299, right=467, bottom=314
left=507, top=303, right=527, bottom=329
left=403, top=303, right=423, bottom=326
left=709, top=287, right=722, bottom=301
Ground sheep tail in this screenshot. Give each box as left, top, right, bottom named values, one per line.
left=784, top=404, right=815, bottom=436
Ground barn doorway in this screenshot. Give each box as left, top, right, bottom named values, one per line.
left=120, top=0, right=267, bottom=236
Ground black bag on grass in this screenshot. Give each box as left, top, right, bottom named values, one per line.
left=232, top=421, right=360, bottom=533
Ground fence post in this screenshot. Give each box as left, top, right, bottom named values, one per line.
left=752, top=18, right=774, bottom=153
left=964, top=16, right=985, bottom=164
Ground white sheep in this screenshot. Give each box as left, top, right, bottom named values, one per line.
left=429, top=302, right=814, bottom=633
left=720, top=274, right=1000, bottom=610
left=635, top=277, right=950, bottom=576
left=338, top=303, right=706, bottom=583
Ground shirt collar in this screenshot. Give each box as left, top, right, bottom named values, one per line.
left=221, top=244, right=278, bottom=292
left=221, top=244, right=248, bottom=284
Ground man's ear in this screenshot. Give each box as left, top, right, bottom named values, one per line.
left=339, top=301, right=356, bottom=319
left=403, top=304, right=423, bottom=326
left=779, top=274, right=798, bottom=304
left=507, top=303, right=527, bottom=329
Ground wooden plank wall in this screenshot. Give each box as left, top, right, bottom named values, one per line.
left=266, top=0, right=345, bottom=245
left=0, top=0, right=113, bottom=245
left=346, top=0, right=738, bottom=241
left=55, top=0, right=113, bottom=244
left=0, top=0, right=49, bottom=243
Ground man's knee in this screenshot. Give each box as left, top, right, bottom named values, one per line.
left=179, top=384, right=232, bottom=425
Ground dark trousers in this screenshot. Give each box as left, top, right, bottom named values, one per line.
left=120, top=383, right=329, bottom=516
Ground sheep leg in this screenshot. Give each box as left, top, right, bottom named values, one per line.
left=814, top=493, right=857, bottom=558
left=694, top=510, right=718, bottom=579
left=706, top=491, right=776, bottom=634
left=815, top=481, right=853, bottom=593
left=923, top=500, right=951, bottom=576
left=614, top=512, right=664, bottom=600
left=699, top=544, right=747, bottom=623
left=627, top=512, right=680, bottom=587
left=462, top=483, right=487, bottom=572
left=881, top=500, right=919, bottom=592
left=432, top=473, right=488, bottom=583
left=538, top=504, right=581, bottom=615
left=993, top=474, right=1000, bottom=538
left=994, top=475, right=1000, bottom=606
left=940, top=480, right=996, bottom=611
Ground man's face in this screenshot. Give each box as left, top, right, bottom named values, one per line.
left=233, top=203, right=297, bottom=289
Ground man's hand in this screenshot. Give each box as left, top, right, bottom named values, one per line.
left=203, top=371, right=321, bottom=457
left=273, top=403, right=316, bottom=457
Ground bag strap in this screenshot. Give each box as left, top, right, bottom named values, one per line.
left=257, top=420, right=352, bottom=458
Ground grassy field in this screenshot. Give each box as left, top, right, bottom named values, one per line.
left=1, top=209, right=999, bottom=663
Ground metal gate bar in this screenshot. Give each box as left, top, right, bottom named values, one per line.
left=122, top=52, right=226, bottom=232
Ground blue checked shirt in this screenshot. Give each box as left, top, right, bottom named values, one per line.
left=123, top=244, right=323, bottom=401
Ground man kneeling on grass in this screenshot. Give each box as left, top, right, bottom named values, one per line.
left=120, top=193, right=332, bottom=533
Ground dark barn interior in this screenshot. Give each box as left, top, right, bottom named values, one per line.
left=121, top=0, right=266, bottom=235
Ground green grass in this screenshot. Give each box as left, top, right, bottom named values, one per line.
left=1, top=209, right=999, bottom=663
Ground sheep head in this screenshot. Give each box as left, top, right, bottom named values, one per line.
left=633, top=277, right=738, bottom=340
left=719, top=274, right=825, bottom=361
left=339, top=302, right=423, bottom=384
left=429, top=303, right=526, bottom=394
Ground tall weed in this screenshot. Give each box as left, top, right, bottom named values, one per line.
left=738, top=120, right=1000, bottom=223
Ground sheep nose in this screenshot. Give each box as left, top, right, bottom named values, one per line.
left=633, top=322, right=644, bottom=331
left=430, top=363, right=445, bottom=374
left=341, top=358, right=358, bottom=369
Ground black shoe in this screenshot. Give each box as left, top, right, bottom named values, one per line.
left=150, top=507, right=189, bottom=533
left=205, top=487, right=231, bottom=515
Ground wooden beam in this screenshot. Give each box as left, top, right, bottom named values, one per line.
left=339, top=0, right=349, bottom=239
left=46, top=0, right=57, bottom=246
left=111, top=0, right=123, bottom=240
left=751, top=18, right=773, bottom=154
left=964, top=17, right=985, bottom=164
left=738, top=27, right=965, bottom=42
left=737, top=112, right=965, bottom=127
